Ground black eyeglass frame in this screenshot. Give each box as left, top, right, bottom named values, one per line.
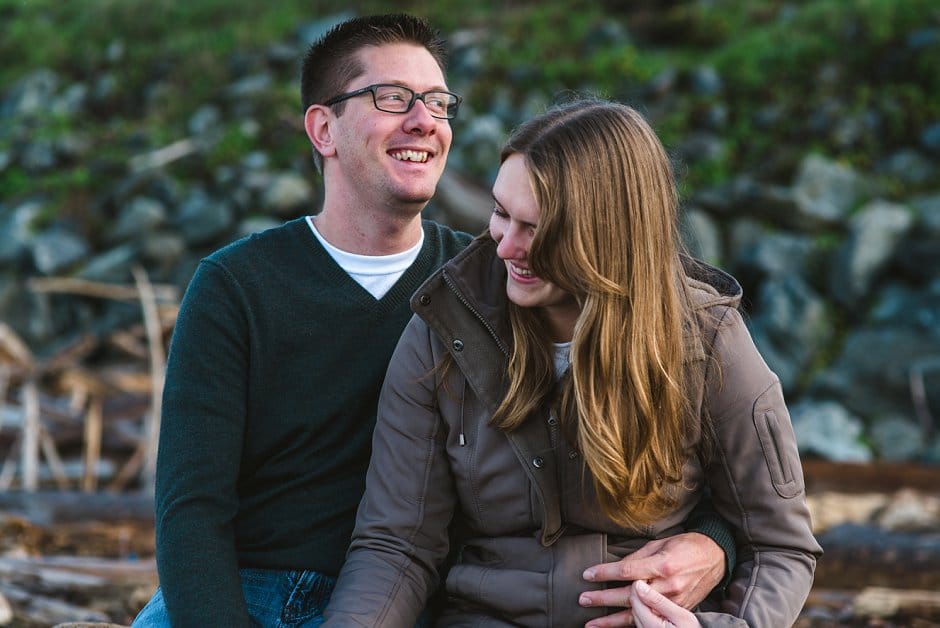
left=322, top=83, right=462, bottom=120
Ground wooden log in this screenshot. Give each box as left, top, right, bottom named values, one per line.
left=0, top=491, right=154, bottom=525
left=0, top=555, right=154, bottom=626
left=82, top=398, right=104, bottom=493
left=0, top=556, right=157, bottom=584
left=803, top=458, right=940, bottom=495
left=22, top=379, right=40, bottom=491
left=813, top=522, right=940, bottom=591
left=132, top=265, right=166, bottom=495
left=852, top=586, right=940, bottom=620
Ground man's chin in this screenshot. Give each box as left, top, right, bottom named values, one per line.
left=393, top=190, right=435, bottom=208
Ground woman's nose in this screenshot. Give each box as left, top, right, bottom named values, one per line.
left=495, top=226, right=524, bottom=259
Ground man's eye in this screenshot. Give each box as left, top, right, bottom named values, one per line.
left=380, top=92, right=407, bottom=102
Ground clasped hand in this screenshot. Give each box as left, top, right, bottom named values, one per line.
left=578, top=532, right=722, bottom=627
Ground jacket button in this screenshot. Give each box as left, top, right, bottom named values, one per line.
left=568, top=450, right=579, bottom=460
left=452, top=339, right=464, bottom=351
left=532, top=456, right=544, bottom=468
left=418, top=294, right=431, bottom=306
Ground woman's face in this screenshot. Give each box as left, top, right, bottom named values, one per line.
left=490, top=154, right=580, bottom=341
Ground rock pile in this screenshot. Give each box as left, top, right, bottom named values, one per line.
left=1, top=11, right=938, bottom=473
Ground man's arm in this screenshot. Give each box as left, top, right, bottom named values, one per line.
left=576, top=496, right=735, bottom=627
left=154, top=261, right=254, bottom=627
left=578, top=528, right=728, bottom=628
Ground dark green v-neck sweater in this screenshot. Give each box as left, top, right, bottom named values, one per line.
left=154, top=217, right=472, bottom=626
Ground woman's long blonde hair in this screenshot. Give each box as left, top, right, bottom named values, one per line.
left=490, top=99, right=695, bottom=528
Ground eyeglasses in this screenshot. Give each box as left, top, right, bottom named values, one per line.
left=322, top=83, right=462, bottom=120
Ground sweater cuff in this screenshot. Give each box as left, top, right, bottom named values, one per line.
left=685, top=503, right=736, bottom=594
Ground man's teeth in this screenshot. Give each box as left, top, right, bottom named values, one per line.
left=392, top=150, right=429, bottom=163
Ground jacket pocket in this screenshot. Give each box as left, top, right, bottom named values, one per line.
left=753, top=407, right=802, bottom=499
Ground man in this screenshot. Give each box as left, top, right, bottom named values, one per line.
left=133, top=14, right=730, bottom=627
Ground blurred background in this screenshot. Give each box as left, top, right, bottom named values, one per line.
left=0, top=0, right=938, bottom=625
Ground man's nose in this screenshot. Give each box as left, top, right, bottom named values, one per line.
left=403, top=99, right=436, bottom=134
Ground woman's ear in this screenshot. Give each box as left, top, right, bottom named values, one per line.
left=305, top=105, right=336, bottom=159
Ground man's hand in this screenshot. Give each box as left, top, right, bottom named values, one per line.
left=579, top=532, right=725, bottom=628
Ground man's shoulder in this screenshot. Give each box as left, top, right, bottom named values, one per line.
left=206, top=218, right=308, bottom=267
left=422, top=219, right=474, bottom=255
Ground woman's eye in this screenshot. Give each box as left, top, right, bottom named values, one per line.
left=492, top=206, right=508, bottom=218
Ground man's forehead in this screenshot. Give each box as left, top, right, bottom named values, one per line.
left=354, top=43, right=447, bottom=88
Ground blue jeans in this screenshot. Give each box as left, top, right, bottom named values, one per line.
left=132, top=567, right=335, bottom=627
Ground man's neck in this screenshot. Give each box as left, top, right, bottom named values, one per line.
left=312, top=205, right=425, bottom=256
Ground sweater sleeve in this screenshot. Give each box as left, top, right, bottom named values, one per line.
left=682, top=493, right=737, bottom=593
left=702, top=306, right=823, bottom=627
left=323, top=316, right=456, bottom=627
left=153, top=260, right=254, bottom=627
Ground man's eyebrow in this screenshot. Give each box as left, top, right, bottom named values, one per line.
left=384, top=80, right=451, bottom=92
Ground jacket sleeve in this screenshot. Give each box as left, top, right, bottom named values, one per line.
left=153, top=261, right=253, bottom=627
left=701, top=306, right=823, bottom=628
left=323, top=315, right=456, bottom=627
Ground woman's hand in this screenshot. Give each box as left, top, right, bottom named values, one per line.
left=631, top=580, right=701, bottom=628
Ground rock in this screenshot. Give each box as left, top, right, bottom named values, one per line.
left=877, top=148, right=936, bottom=187
left=748, top=275, right=831, bottom=393
left=829, top=200, right=915, bottom=308
left=31, top=229, right=90, bottom=275
left=108, top=197, right=168, bottom=244
left=260, top=172, right=315, bottom=217
left=792, top=154, right=867, bottom=227
left=869, top=416, right=926, bottom=462
left=173, top=189, right=235, bottom=245
left=294, top=12, right=357, bottom=47
left=77, top=245, right=139, bottom=284
left=790, top=400, right=872, bottom=462
left=922, top=120, right=940, bottom=156
left=139, top=232, right=186, bottom=268
left=1, top=69, right=60, bottom=117
left=680, top=207, right=722, bottom=265
left=813, top=328, right=940, bottom=422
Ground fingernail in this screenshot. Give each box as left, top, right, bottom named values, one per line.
left=635, top=579, right=649, bottom=593
left=582, top=568, right=595, bottom=581
left=579, top=594, right=592, bottom=607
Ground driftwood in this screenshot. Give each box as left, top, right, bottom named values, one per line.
left=854, top=587, right=940, bottom=620
left=0, top=507, right=156, bottom=627
left=1, top=272, right=939, bottom=626
left=0, top=270, right=177, bottom=495
left=0, top=555, right=154, bottom=627
left=803, top=458, right=940, bottom=594
left=0, top=491, right=154, bottom=526
left=803, top=458, right=940, bottom=494
left=814, top=523, right=940, bottom=590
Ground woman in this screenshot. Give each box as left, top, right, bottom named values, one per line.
left=323, top=99, right=821, bottom=627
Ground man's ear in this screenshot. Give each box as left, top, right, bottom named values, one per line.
left=305, top=105, right=336, bottom=159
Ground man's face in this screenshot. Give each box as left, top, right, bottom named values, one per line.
left=327, top=43, right=453, bottom=212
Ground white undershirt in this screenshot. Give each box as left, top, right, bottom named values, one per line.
left=307, top=216, right=424, bottom=299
